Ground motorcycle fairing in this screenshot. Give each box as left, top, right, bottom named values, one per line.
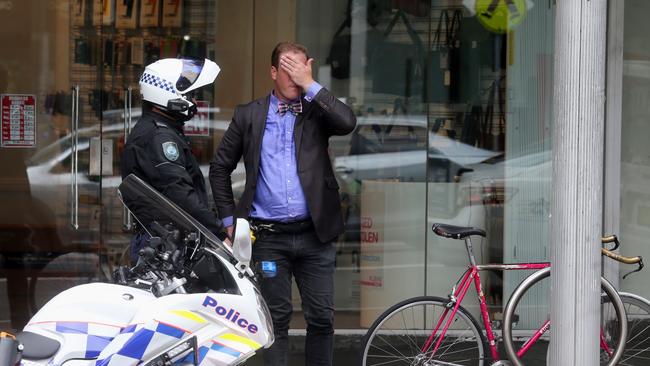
left=21, top=283, right=156, bottom=363
left=14, top=175, right=274, bottom=366
left=90, top=292, right=266, bottom=366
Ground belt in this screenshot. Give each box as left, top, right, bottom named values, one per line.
left=250, top=218, right=314, bottom=234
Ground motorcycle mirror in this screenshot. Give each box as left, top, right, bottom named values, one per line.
left=233, top=219, right=253, bottom=277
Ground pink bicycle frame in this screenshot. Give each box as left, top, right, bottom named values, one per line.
left=420, top=261, right=616, bottom=361
left=421, top=262, right=551, bottom=361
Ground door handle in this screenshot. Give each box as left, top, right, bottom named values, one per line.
left=70, top=85, right=79, bottom=229
left=122, top=87, right=133, bottom=231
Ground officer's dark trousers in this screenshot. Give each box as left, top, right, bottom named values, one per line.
left=252, top=227, right=336, bottom=366
left=129, top=231, right=150, bottom=265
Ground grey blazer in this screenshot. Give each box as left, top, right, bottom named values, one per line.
left=209, top=87, right=357, bottom=243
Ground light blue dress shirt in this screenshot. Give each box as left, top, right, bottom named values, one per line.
left=223, top=82, right=323, bottom=227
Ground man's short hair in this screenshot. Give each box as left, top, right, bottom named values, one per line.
left=271, top=42, right=309, bottom=68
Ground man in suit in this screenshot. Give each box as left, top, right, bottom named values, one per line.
left=209, top=42, right=356, bottom=366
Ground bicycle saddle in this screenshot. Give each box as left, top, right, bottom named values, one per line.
left=432, top=223, right=486, bottom=239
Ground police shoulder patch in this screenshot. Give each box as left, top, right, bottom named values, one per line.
left=162, top=141, right=179, bottom=161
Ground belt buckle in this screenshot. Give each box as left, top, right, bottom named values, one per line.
left=252, top=222, right=278, bottom=233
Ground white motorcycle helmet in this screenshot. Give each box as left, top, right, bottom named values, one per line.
left=139, top=58, right=220, bottom=121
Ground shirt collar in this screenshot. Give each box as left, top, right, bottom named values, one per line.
left=270, top=91, right=301, bottom=115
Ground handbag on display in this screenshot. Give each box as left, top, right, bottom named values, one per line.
left=426, top=9, right=461, bottom=103
left=461, top=104, right=483, bottom=147
left=74, top=38, right=92, bottom=65
left=368, top=9, right=426, bottom=99
left=456, top=14, right=497, bottom=104
left=481, top=79, right=506, bottom=151
left=327, top=17, right=352, bottom=79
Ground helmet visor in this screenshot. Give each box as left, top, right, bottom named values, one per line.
left=176, top=59, right=205, bottom=92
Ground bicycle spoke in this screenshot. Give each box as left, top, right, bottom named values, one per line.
left=428, top=343, right=482, bottom=358
left=625, top=322, right=650, bottom=345
left=433, top=331, right=479, bottom=358
left=369, top=334, right=412, bottom=360
left=361, top=297, right=485, bottom=365
left=399, top=305, right=421, bottom=354
left=363, top=354, right=415, bottom=366
left=620, top=346, right=650, bottom=364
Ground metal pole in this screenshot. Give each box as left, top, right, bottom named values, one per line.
left=550, top=0, right=607, bottom=365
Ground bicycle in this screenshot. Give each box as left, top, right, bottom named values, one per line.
left=360, top=223, right=643, bottom=366
left=502, top=235, right=644, bottom=365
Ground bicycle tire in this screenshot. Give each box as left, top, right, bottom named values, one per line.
left=502, top=268, right=627, bottom=366
left=611, top=292, right=650, bottom=365
left=360, top=295, right=488, bottom=365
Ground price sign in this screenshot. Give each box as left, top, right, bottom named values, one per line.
left=1, top=94, right=36, bottom=148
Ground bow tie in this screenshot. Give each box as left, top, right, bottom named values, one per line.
left=278, top=100, right=302, bottom=116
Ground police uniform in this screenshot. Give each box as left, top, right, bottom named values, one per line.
left=121, top=108, right=224, bottom=256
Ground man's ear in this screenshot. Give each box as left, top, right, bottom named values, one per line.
left=270, top=65, right=278, bottom=81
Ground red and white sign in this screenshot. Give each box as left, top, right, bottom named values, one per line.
left=1, top=94, right=36, bottom=148
left=184, top=100, right=210, bottom=137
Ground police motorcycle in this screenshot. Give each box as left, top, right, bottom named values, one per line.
left=0, top=174, right=274, bottom=366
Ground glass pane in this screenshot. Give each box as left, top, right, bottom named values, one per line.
left=0, top=0, right=102, bottom=331
left=298, top=0, right=431, bottom=329
left=423, top=1, right=555, bottom=330
left=619, top=0, right=650, bottom=300
left=297, top=0, right=556, bottom=337
left=103, top=0, right=252, bottom=272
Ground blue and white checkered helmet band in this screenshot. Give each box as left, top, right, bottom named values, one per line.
left=140, top=73, right=175, bottom=93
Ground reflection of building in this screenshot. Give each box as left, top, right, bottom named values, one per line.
left=0, top=1, right=647, bottom=364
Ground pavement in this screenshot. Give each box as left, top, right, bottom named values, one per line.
left=245, top=335, right=549, bottom=366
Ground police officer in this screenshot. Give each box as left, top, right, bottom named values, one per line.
left=121, top=58, right=227, bottom=259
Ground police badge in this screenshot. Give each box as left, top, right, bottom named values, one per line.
left=162, top=141, right=179, bottom=161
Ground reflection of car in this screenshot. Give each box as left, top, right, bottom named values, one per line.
left=330, top=115, right=502, bottom=246
left=458, top=149, right=552, bottom=205
left=334, top=133, right=501, bottom=183
left=25, top=115, right=245, bottom=249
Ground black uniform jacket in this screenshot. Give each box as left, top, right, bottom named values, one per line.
left=209, top=87, right=356, bottom=243
left=121, top=109, right=223, bottom=237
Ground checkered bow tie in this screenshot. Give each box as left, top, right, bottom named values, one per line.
left=278, top=100, right=302, bottom=116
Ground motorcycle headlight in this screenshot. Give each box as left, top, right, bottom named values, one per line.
left=254, top=286, right=275, bottom=347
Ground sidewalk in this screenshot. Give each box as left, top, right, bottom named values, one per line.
left=247, top=333, right=363, bottom=366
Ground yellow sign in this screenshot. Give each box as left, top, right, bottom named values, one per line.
left=476, top=0, right=527, bottom=34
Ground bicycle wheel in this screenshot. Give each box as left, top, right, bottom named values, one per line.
left=502, top=268, right=627, bottom=366
left=609, top=292, right=650, bottom=365
left=361, top=296, right=488, bottom=365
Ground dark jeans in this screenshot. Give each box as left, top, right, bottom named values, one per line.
left=252, top=228, right=336, bottom=366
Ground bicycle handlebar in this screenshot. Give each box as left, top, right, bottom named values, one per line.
left=601, top=235, right=620, bottom=251
left=601, top=247, right=644, bottom=279
left=601, top=248, right=642, bottom=265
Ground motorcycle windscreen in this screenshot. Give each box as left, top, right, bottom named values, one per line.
left=118, top=173, right=233, bottom=258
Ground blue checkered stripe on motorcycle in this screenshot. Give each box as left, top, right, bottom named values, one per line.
left=140, top=73, right=175, bottom=93
left=95, top=322, right=245, bottom=366
left=177, top=341, right=244, bottom=365
left=95, top=322, right=188, bottom=366
left=27, top=321, right=246, bottom=365
left=52, top=322, right=118, bottom=358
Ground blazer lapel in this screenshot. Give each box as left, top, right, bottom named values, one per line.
left=252, top=95, right=271, bottom=172
left=294, top=98, right=312, bottom=163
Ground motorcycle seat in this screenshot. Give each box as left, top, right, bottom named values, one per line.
left=16, top=331, right=61, bottom=360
